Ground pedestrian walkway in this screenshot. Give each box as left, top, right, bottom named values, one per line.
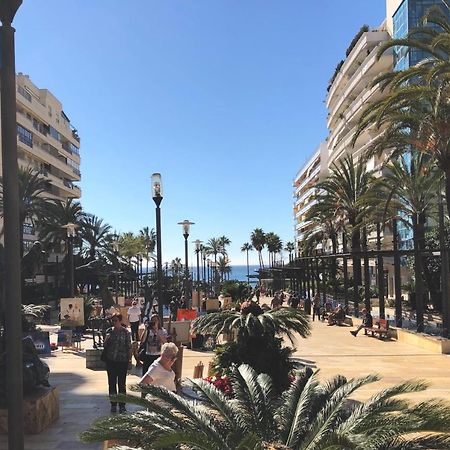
left=0, top=319, right=449, bottom=449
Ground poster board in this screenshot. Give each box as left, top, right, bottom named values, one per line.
left=60, top=297, right=84, bottom=327
left=57, top=329, right=73, bottom=347
left=23, top=331, right=51, bottom=356
left=177, top=309, right=198, bottom=321
left=206, top=299, right=220, bottom=311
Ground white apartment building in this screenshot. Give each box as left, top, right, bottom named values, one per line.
left=0, top=73, right=82, bottom=250
left=293, top=143, right=328, bottom=252
left=326, top=24, right=393, bottom=169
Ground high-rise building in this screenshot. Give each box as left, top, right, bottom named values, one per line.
left=0, top=73, right=82, bottom=251
left=293, top=143, right=328, bottom=252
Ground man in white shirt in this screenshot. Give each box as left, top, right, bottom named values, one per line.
left=139, top=343, right=178, bottom=392
left=127, top=300, right=142, bottom=341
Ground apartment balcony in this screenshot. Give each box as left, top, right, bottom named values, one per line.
left=328, top=49, right=391, bottom=131
left=295, top=165, right=320, bottom=194
left=17, top=136, right=81, bottom=182
left=327, top=30, right=390, bottom=110
left=295, top=199, right=317, bottom=219
left=47, top=172, right=81, bottom=198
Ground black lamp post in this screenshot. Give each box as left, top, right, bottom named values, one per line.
left=62, top=222, right=78, bottom=298
left=151, top=173, right=164, bottom=321
left=193, top=239, right=203, bottom=306
left=1, top=4, right=24, bottom=446
left=112, top=240, right=120, bottom=304
left=178, top=220, right=195, bottom=305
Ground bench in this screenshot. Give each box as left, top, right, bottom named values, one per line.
left=366, top=319, right=389, bottom=339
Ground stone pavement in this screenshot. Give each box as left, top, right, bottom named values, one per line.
left=1, top=319, right=450, bottom=449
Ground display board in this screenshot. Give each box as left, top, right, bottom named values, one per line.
left=60, top=298, right=84, bottom=327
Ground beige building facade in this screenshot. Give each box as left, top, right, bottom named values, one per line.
left=0, top=73, right=81, bottom=250
left=293, top=142, right=328, bottom=252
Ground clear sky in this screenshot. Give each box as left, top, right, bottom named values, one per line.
left=14, top=0, right=386, bottom=266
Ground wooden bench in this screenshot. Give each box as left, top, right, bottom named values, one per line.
left=366, top=319, right=389, bottom=339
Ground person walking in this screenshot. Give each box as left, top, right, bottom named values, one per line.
left=312, top=294, right=321, bottom=321
left=140, top=342, right=179, bottom=392
left=140, top=314, right=168, bottom=376
left=103, top=313, right=132, bottom=414
left=127, top=300, right=142, bottom=341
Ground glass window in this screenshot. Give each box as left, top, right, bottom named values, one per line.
left=17, top=124, right=33, bottom=147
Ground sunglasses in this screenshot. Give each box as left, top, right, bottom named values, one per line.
left=112, top=318, right=120, bottom=323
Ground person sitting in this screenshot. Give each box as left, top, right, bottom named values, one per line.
left=327, top=304, right=346, bottom=326
left=350, top=309, right=373, bottom=337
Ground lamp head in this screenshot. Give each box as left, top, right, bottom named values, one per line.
left=177, top=219, right=195, bottom=236
left=0, top=0, right=23, bottom=25
left=151, top=173, right=163, bottom=202
left=62, top=222, right=78, bottom=238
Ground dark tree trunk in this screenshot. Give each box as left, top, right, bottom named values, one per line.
left=413, top=213, right=425, bottom=333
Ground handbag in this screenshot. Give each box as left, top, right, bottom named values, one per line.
left=101, top=335, right=110, bottom=362
left=138, top=330, right=150, bottom=362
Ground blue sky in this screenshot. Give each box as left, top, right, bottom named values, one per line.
left=14, top=0, right=385, bottom=266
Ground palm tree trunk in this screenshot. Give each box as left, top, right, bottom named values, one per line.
left=246, top=250, right=250, bottom=284
left=413, top=213, right=425, bottom=333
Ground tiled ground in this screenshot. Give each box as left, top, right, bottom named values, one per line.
left=1, top=313, right=449, bottom=449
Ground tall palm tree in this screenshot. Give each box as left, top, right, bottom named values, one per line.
left=139, top=226, right=156, bottom=274
left=218, top=235, right=231, bottom=256
left=38, top=198, right=83, bottom=253
left=82, top=364, right=450, bottom=450
left=81, top=214, right=113, bottom=260
left=265, top=232, right=282, bottom=267
left=205, top=237, right=222, bottom=294
left=250, top=228, right=266, bottom=269
left=0, top=167, right=48, bottom=256
left=241, top=242, right=253, bottom=283
left=284, top=241, right=295, bottom=262
left=310, top=155, right=375, bottom=288
left=216, top=255, right=231, bottom=282
left=368, top=151, right=441, bottom=331
left=353, top=6, right=450, bottom=215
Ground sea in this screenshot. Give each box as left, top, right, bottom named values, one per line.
left=229, top=265, right=260, bottom=283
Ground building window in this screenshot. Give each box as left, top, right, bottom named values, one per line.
left=17, top=85, right=32, bottom=102
left=23, top=223, right=35, bottom=236
left=50, top=126, right=60, bottom=142
left=17, top=124, right=33, bottom=147
left=66, top=157, right=80, bottom=175
left=23, top=239, right=35, bottom=252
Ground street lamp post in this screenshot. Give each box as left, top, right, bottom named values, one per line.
left=178, top=220, right=195, bottom=306
left=112, top=240, right=120, bottom=304
left=193, top=239, right=203, bottom=307
left=0, top=2, right=24, bottom=447
left=62, top=223, right=78, bottom=298
left=151, top=173, right=164, bottom=321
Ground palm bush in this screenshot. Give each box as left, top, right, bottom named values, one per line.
left=192, top=307, right=310, bottom=391
left=81, top=364, right=450, bottom=449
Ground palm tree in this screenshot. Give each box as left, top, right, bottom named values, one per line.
left=250, top=228, right=266, bottom=269
left=353, top=6, right=450, bottom=215
left=241, top=242, right=253, bottom=283
left=38, top=198, right=83, bottom=253
left=0, top=167, right=48, bottom=256
left=218, top=235, right=231, bottom=256
left=205, top=237, right=222, bottom=294
left=82, top=364, right=450, bottom=450
left=369, top=151, right=441, bottom=331
left=284, top=241, right=295, bottom=262
left=139, top=226, right=156, bottom=275
left=265, top=232, right=282, bottom=267
left=310, top=155, right=375, bottom=289
left=80, top=214, right=113, bottom=260
left=216, top=255, right=231, bottom=282
left=193, top=306, right=310, bottom=390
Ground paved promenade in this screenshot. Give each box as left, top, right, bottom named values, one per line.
left=0, top=319, right=449, bottom=449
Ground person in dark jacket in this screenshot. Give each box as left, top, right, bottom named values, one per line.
left=104, top=313, right=132, bottom=413
left=350, top=309, right=373, bottom=337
